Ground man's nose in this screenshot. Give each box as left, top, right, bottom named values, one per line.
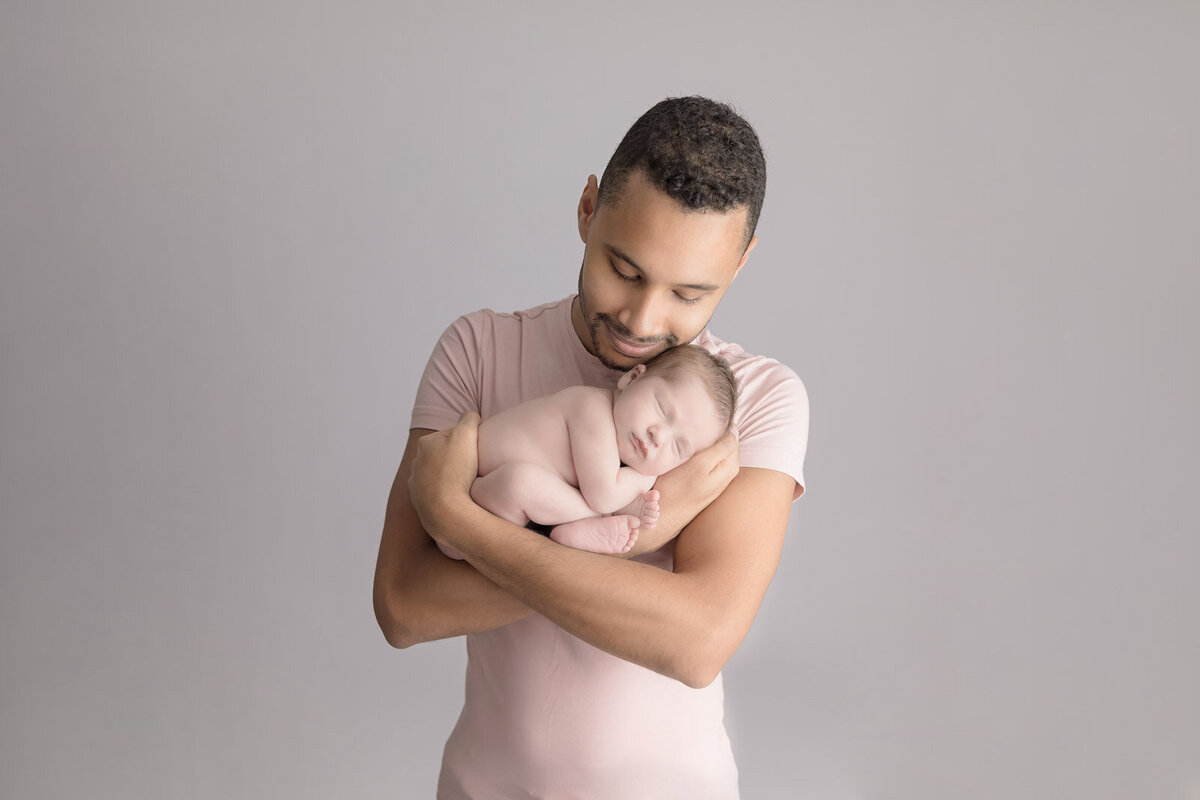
left=620, top=292, right=663, bottom=339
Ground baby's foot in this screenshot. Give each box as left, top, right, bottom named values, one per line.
left=550, top=515, right=641, bottom=554
left=617, top=489, right=660, bottom=529
left=437, top=541, right=466, bottom=560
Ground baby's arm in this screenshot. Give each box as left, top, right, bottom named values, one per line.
left=561, top=389, right=655, bottom=514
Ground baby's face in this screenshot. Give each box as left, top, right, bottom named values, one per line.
left=612, top=368, right=727, bottom=476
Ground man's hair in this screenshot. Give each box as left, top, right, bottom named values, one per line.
left=643, top=344, right=738, bottom=431
left=597, top=96, right=767, bottom=247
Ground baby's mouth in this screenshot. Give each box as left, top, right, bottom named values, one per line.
left=633, top=435, right=648, bottom=458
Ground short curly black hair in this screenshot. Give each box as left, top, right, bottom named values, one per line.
left=597, top=96, right=766, bottom=247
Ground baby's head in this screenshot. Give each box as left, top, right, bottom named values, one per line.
left=612, top=344, right=738, bottom=476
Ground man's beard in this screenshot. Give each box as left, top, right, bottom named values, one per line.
left=577, top=267, right=678, bottom=370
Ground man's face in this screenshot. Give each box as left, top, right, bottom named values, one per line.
left=571, top=170, right=757, bottom=371
left=612, top=366, right=727, bottom=476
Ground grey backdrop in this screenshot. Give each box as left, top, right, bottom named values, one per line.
left=2, top=2, right=1197, bottom=798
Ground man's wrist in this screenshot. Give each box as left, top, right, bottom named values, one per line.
left=427, top=490, right=486, bottom=550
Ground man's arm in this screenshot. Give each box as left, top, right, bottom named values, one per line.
left=373, top=415, right=740, bottom=647
left=410, top=412, right=797, bottom=688
left=632, top=428, right=739, bottom=555
left=372, top=427, right=532, bottom=648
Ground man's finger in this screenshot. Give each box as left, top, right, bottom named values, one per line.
left=713, top=451, right=740, bottom=481
left=697, top=429, right=738, bottom=466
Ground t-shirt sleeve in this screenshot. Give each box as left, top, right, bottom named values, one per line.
left=733, top=361, right=810, bottom=501
left=410, top=314, right=484, bottom=431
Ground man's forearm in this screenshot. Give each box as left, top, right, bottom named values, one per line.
left=373, top=426, right=533, bottom=648
left=399, top=414, right=778, bottom=687
left=374, top=537, right=533, bottom=647
left=424, top=500, right=724, bottom=686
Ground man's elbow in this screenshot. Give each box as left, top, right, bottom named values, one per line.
left=669, top=628, right=737, bottom=690
left=676, top=663, right=722, bottom=690
left=378, top=618, right=418, bottom=650
left=373, top=585, right=421, bottom=650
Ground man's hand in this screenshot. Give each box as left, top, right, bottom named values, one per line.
left=628, top=428, right=739, bottom=555
left=378, top=416, right=795, bottom=686
left=408, top=411, right=481, bottom=544
left=374, top=423, right=534, bottom=648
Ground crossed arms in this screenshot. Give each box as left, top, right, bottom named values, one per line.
left=372, top=412, right=797, bottom=689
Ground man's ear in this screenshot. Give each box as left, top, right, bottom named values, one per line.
left=732, top=234, right=758, bottom=281
left=578, top=174, right=599, bottom=244
left=616, top=363, right=647, bottom=390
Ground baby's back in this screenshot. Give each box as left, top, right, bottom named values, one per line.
left=476, top=385, right=613, bottom=488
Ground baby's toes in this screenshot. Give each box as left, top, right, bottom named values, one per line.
left=624, top=527, right=639, bottom=551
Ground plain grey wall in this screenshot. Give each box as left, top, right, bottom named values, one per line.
left=2, top=2, right=1197, bottom=798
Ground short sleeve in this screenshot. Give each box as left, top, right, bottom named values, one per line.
left=732, top=361, right=809, bottom=501
left=410, top=314, right=483, bottom=431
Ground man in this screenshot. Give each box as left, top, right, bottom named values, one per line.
left=374, top=96, right=809, bottom=799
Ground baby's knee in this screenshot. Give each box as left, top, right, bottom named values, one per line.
left=472, top=462, right=545, bottom=525
left=489, top=461, right=543, bottom=498
left=473, top=462, right=536, bottom=508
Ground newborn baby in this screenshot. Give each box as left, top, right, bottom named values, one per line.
left=437, top=344, right=736, bottom=558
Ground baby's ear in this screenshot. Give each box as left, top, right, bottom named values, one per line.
left=616, top=363, right=647, bottom=390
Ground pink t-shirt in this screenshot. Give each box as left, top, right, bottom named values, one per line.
left=411, top=296, right=809, bottom=799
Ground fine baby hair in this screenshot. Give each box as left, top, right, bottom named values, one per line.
left=640, top=344, right=737, bottom=431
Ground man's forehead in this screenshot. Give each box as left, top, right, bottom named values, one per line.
left=598, top=170, right=753, bottom=248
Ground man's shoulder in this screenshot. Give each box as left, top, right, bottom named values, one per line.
left=691, top=329, right=804, bottom=395
left=450, top=296, right=571, bottom=330
left=430, top=296, right=571, bottom=357
left=693, top=329, right=809, bottom=498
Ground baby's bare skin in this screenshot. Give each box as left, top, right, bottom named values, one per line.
left=436, top=361, right=726, bottom=560
left=470, top=385, right=659, bottom=554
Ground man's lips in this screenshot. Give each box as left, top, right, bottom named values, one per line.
left=605, top=322, right=662, bottom=358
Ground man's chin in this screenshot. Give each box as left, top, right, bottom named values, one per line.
left=593, top=322, right=671, bottom=368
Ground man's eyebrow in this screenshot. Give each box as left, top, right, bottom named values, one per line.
left=606, top=245, right=721, bottom=292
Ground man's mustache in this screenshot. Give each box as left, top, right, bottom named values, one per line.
left=595, top=314, right=678, bottom=347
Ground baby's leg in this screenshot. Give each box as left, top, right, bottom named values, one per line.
left=471, top=462, right=641, bottom=555
left=471, top=462, right=595, bottom=528
left=549, top=490, right=658, bottom=554
left=548, top=515, right=641, bottom=554
left=437, top=463, right=563, bottom=561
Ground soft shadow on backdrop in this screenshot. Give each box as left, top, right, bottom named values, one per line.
left=2, top=3, right=1197, bottom=798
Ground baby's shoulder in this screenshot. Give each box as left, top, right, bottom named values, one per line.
left=550, top=385, right=614, bottom=418
left=552, top=384, right=612, bottom=404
